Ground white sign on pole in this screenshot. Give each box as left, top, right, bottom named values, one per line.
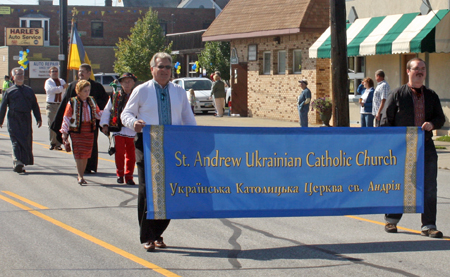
left=29, top=61, right=60, bottom=78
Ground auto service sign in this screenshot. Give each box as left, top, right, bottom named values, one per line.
left=5, top=28, right=44, bottom=46
left=29, top=61, right=60, bottom=78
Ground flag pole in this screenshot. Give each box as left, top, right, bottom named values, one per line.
left=67, top=9, right=76, bottom=82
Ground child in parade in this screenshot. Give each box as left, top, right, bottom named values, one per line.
left=188, top=88, right=196, bottom=114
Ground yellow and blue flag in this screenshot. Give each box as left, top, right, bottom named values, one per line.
left=68, top=22, right=94, bottom=80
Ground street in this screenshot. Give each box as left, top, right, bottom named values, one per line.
left=0, top=116, right=449, bottom=277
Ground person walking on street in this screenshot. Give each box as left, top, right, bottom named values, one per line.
left=298, top=79, right=311, bottom=127
left=100, top=73, right=138, bottom=185
left=60, top=80, right=103, bottom=185
left=210, top=72, right=226, bottom=117
left=121, top=52, right=196, bottom=251
left=381, top=58, right=445, bottom=238
left=372, top=69, right=390, bottom=127
left=51, top=63, right=109, bottom=173
left=0, top=68, right=42, bottom=173
left=45, top=66, right=68, bottom=150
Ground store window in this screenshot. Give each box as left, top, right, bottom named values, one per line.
left=278, top=51, right=286, bottom=75
left=348, top=56, right=365, bottom=95
left=91, top=22, right=103, bottom=38
left=263, top=51, right=271, bottom=75
left=19, top=15, right=50, bottom=46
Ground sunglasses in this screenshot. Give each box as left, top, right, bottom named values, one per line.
left=156, top=65, right=172, bottom=70
left=50, top=70, right=58, bottom=73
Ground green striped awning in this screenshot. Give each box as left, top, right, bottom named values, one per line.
left=309, top=10, right=450, bottom=58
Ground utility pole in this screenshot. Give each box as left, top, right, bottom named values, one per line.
left=59, top=0, right=68, bottom=81
left=330, top=0, right=349, bottom=127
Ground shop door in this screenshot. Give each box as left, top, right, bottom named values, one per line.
left=230, top=63, right=248, bottom=117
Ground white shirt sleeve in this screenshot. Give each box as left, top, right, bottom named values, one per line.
left=100, top=98, right=112, bottom=126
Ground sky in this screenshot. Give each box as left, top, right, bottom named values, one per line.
left=0, top=0, right=124, bottom=6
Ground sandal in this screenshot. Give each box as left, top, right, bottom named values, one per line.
left=78, top=178, right=87, bottom=186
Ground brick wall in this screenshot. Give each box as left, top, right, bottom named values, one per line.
left=0, top=5, right=215, bottom=46
left=6, top=45, right=115, bottom=94
left=231, top=33, right=331, bottom=125
left=0, top=47, right=10, bottom=80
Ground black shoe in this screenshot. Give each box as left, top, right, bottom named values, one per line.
left=117, top=176, right=124, bottom=184
left=49, top=145, right=55, bottom=150
left=13, top=164, right=24, bottom=173
left=126, top=179, right=135, bottom=185
left=55, top=145, right=63, bottom=150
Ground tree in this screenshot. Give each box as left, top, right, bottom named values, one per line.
left=114, top=8, right=172, bottom=81
left=198, top=41, right=230, bottom=81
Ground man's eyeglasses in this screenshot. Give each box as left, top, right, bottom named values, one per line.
left=50, top=70, right=58, bottom=73
left=157, top=65, right=172, bottom=70
left=410, top=67, right=426, bottom=72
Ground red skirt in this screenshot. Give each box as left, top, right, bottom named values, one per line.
left=70, top=122, right=94, bottom=159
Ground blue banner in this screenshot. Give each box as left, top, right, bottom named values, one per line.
left=143, top=126, right=424, bottom=219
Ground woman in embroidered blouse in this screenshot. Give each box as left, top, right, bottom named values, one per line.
left=60, top=80, right=102, bottom=185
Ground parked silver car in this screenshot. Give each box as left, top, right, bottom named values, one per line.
left=94, top=73, right=120, bottom=96
left=172, top=77, right=215, bottom=114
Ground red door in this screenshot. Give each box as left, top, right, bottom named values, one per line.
left=230, top=63, right=248, bottom=117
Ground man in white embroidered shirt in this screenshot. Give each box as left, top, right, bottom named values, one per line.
left=121, top=52, right=196, bottom=251
left=44, top=66, right=68, bottom=150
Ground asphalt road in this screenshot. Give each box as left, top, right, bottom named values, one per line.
left=0, top=115, right=449, bottom=277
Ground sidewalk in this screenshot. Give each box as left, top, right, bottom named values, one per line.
left=33, top=94, right=450, bottom=170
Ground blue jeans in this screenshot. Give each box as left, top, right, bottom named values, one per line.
left=298, top=106, right=309, bottom=127
left=385, top=139, right=438, bottom=230
left=360, top=113, right=374, bottom=127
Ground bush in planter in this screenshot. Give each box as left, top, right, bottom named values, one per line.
left=311, top=97, right=332, bottom=126
left=311, top=97, right=332, bottom=114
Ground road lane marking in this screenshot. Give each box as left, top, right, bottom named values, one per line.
left=0, top=192, right=180, bottom=277
left=346, top=215, right=450, bottom=240
left=2, top=191, right=48, bottom=209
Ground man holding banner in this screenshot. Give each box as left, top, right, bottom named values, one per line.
left=121, top=52, right=196, bottom=251
left=381, top=58, right=445, bottom=238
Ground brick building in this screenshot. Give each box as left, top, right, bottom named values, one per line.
left=310, top=0, right=450, bottom=133
left=0, top=3, right=215, bottom=93
left=203, top=0, right=330, bottom=124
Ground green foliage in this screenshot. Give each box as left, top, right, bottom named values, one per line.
left=198, top=41, right=230, bottom=81
left=436, top=135, right=450, bottom=142
left=114, top=8, right=172, bottom=81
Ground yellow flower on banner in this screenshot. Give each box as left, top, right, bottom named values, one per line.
left=101, top=11, right=105, bottom=16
